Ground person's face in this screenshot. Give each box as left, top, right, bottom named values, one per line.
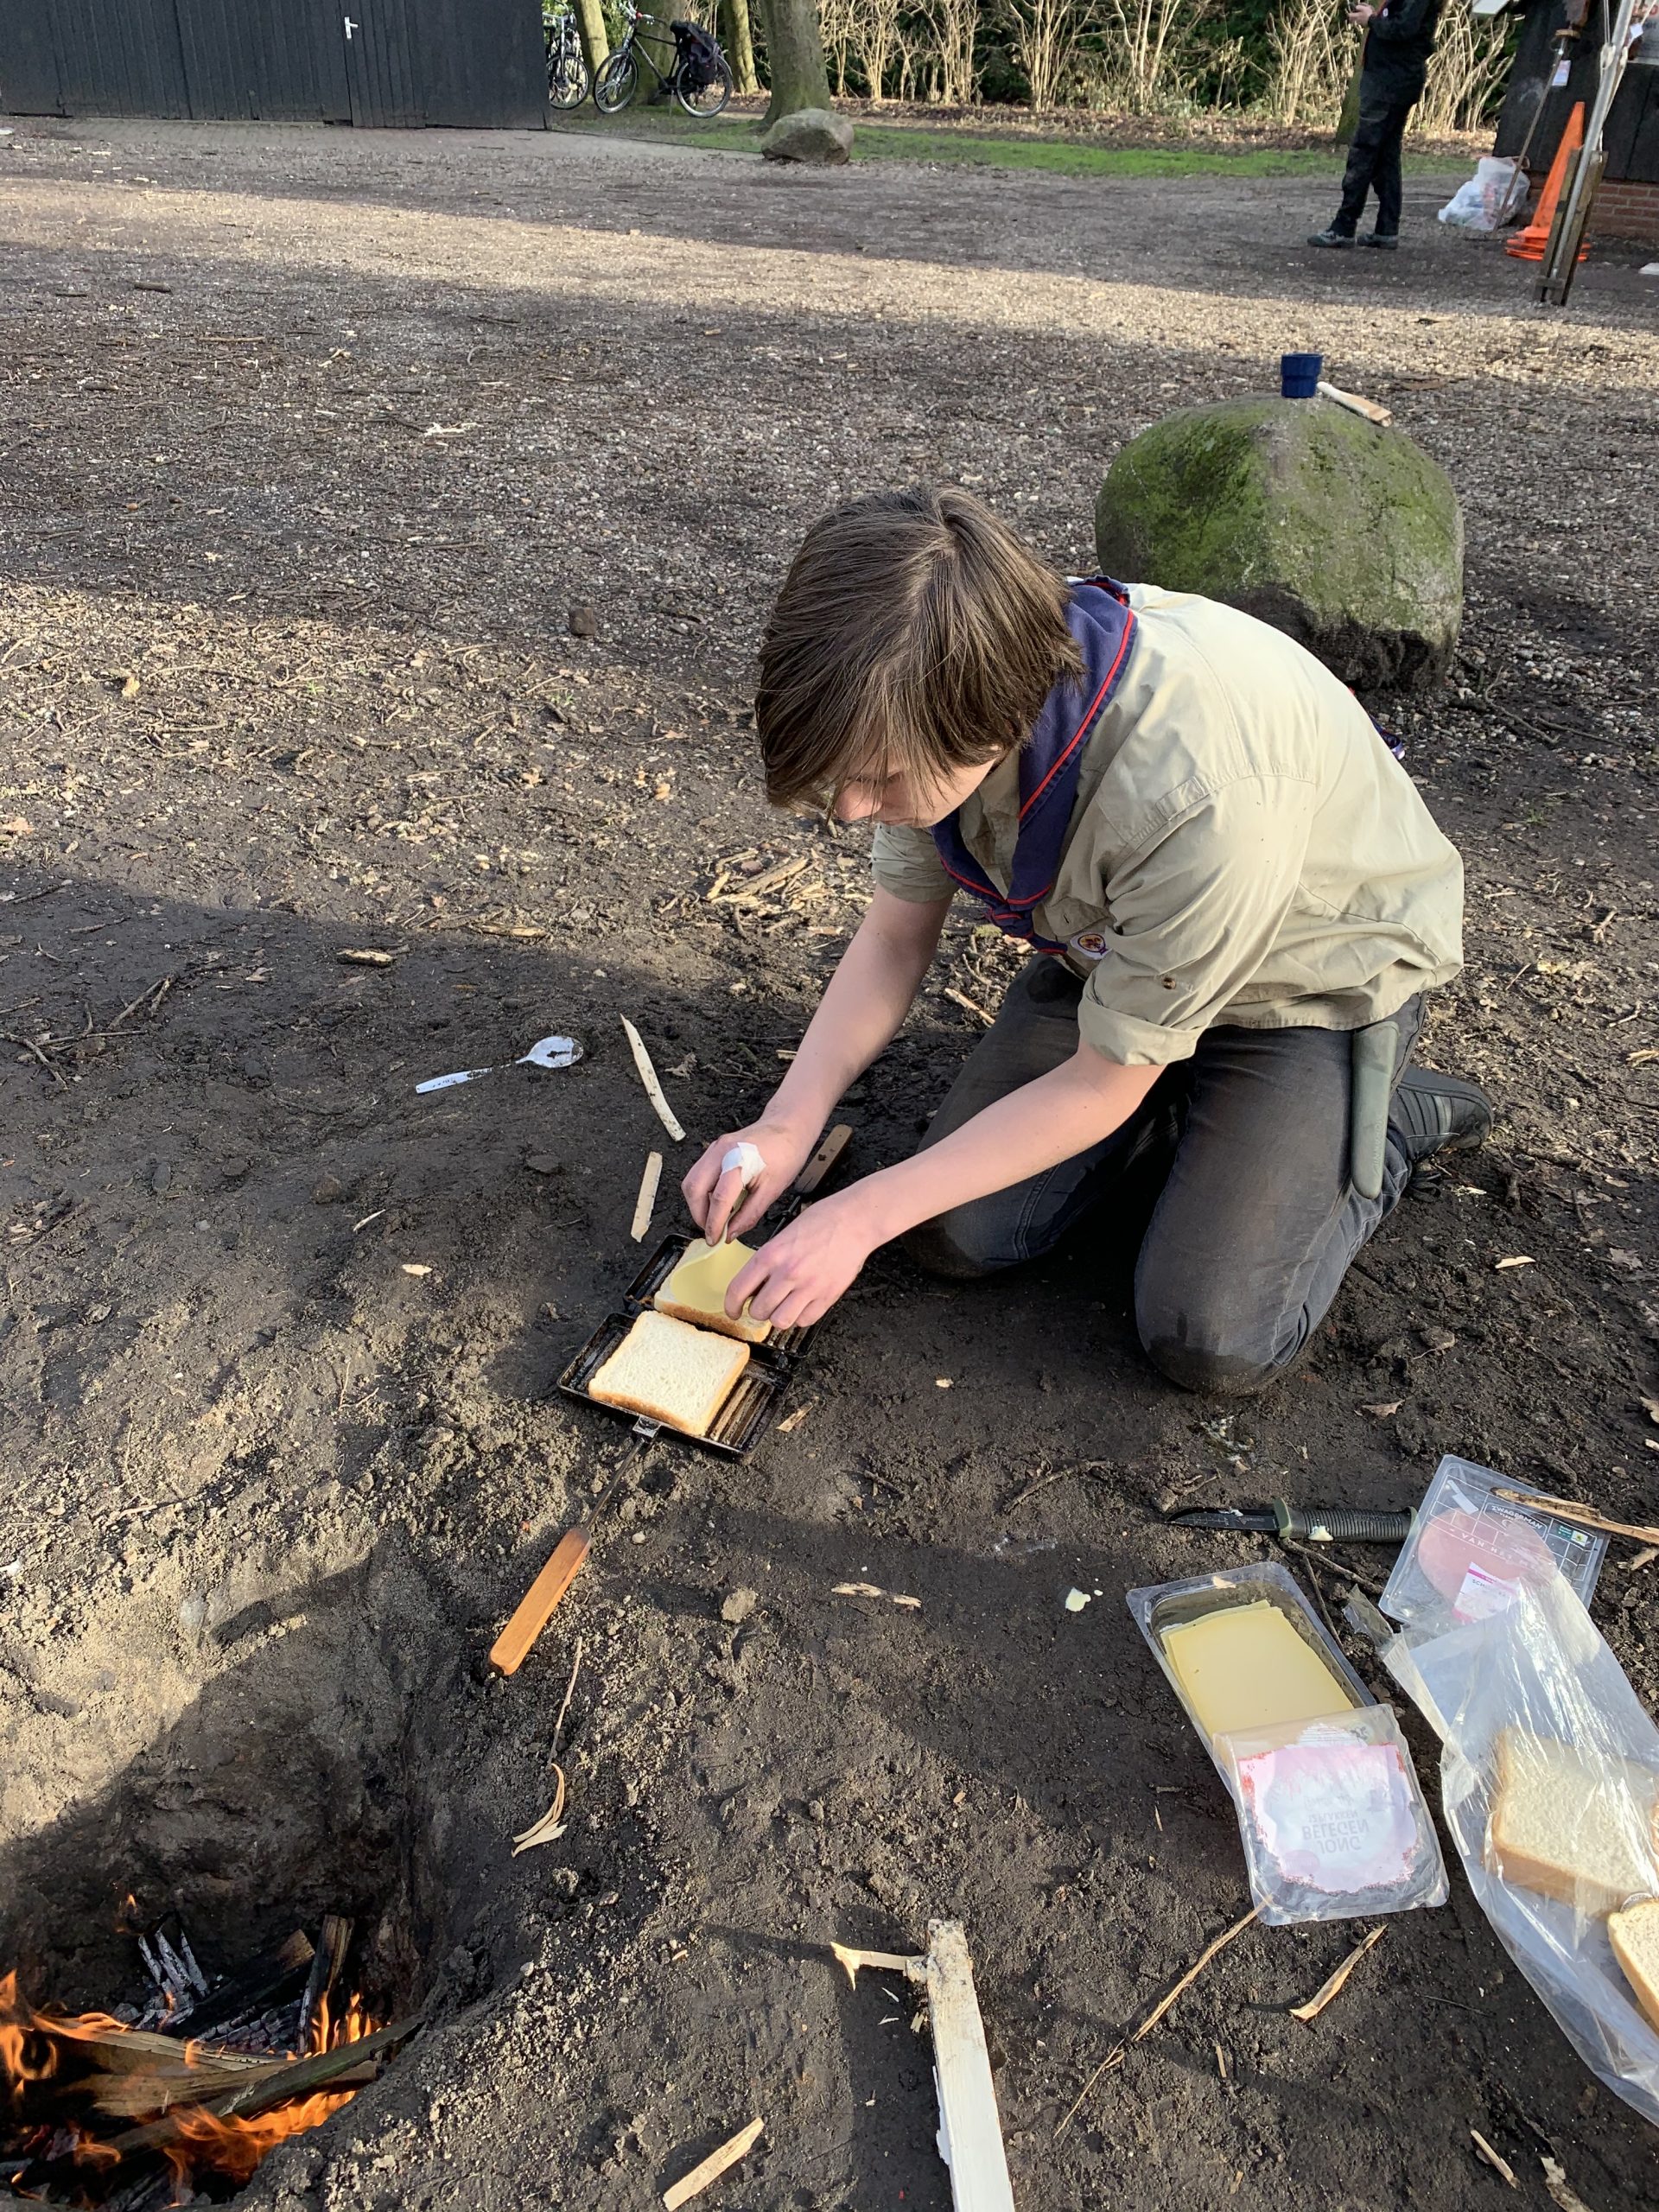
left=830, top=753, right=1001, bottom=830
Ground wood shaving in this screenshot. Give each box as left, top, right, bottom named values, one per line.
left=1289, top=1925, right=1386, bottom=2023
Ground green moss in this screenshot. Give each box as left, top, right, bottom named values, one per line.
left=1094, top=396, right=1463, bottom=687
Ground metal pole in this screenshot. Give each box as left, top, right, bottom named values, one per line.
left=1539, top=0, right=1637, bottom=301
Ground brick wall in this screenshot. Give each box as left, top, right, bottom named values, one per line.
left=1595, top=178, right=1659, bottom=243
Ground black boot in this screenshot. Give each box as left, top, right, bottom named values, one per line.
left=1360, top=232, right=1400, bottom=250
left=1307, top=226, right=1356, bottom=247
left=1390, top=1067, right=1492, bottom=1171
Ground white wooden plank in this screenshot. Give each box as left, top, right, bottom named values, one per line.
left=923, top=1920, right=1016, bottom=2212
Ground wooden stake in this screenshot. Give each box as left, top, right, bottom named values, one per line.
left=620, top=1018, right=686, bottom=1142
left=662, top=2115, right=764, bottom=2209
left=920, top=1921, right=1016, bottom=2212
left=1289, top=1925, right=1386, bottom=2023
left=632, top=1149, right=664, bottom=1242
left=830, top=1942, right=922, bottom=1986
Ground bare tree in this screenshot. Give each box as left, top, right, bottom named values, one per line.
left=926, top=0, right=980, bottom=103
left=1414, top=5, right=1512, bottom=136
left=820, top=0, right=859, bottom=95
left=849, top=0, right=904, bottom=102
left=1001, top=0, right=1096, bottom=110
left=1103, top=0, right=1198, bottom=111
left=1265, top=0, right=1360, bottom=128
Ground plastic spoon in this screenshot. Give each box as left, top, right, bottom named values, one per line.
left=415, top=1033, right=583, bottom=1094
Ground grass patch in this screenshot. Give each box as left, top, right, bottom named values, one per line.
left=554, top=109, right=1463, bottom=179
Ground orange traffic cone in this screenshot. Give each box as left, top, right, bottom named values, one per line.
left=1507, top=99, right=1586, bottom=262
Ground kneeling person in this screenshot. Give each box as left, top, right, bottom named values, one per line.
left=683, top=486, right=1486, bottom=1395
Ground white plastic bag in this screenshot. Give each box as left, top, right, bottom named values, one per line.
left=1438, top=156, right=1530, bottom=232
left=1369, top=1569, right=1659, bottom=2125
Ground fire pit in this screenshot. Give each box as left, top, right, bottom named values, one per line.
left=2, top=1911, right=418, bottom=2205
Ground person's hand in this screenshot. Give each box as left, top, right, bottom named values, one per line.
left=728, top=1188, right=878, bottom=1331
left=681, top=1115, right=820, bottom=1245
left=1349, top=3, right=1376, bottom=22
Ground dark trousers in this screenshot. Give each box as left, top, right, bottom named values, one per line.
left=901, top=960, right=1423, bottom=1397
left=1334, top=92, right=1418, bottom=237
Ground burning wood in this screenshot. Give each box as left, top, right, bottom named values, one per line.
left=1, top=1916, right=416, bottom=2209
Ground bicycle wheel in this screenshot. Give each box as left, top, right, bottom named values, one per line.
left=673, top=54, right=733, bottom=118
left=547, top=40, right=590, bottom=108
left=592, top=48, right=639, bottom=113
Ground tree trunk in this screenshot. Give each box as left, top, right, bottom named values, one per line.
left=757, top=0, right=832, bottom=123
left=572, top=0, right=610, bottom=76
left=1334, top=48, right=1363, bottom=142
left=723, top=0, right=760, bottom=92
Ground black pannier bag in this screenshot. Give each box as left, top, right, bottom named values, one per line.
left=672, top=20, right=721, bottom=88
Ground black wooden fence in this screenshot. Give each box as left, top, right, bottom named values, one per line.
left=0, top=0, right=549, bottom=126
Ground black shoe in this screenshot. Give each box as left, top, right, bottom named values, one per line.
left=1390, top=1068, right=1492, bottom=1171
left=1307, top=227, right=1356, bottom=248
left=1360, top=232, right=1400, bottom=251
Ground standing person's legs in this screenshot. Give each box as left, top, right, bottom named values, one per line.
left=900, top=959, right=1180, bottom=1279
left=1134, top=1003, right=1424, bottom=1395
left=1370, top=99, right=1415, bottom=237
left=1330, top=93, right=1396, bottom=235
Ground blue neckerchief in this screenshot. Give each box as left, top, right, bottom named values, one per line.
left=930, top=578, right=1138, bottom=953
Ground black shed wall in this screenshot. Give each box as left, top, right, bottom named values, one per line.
left=0, top=0, right=548, bottom=126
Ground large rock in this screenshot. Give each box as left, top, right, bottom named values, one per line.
left=759, top=107, right=853, bottom=166
left=1094, top=395, right=1463, bottom=690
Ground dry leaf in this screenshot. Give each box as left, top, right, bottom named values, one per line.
left=119, top=671, right=141, bottom=701
left=1607, top=1249, right=1643, bottom=1273
left=1360, top=1401, right=1402, bottom=1417
left=338, top=948, right=397, bottom=966
left=0, top=817, right=31, bottom=836
left=401, top=1262, right=434, bottom=1277
left=1541, top=2156, right=1596, bottom=2212
left=511, top=1765, right=568, bottom=1855
left=1495, top=1255, right=1535, bottom=1270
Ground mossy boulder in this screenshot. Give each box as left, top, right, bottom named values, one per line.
left=1093, top=395, right=1463, bottom=690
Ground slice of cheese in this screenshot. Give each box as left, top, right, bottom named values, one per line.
left=654, top=1236, right=771, bottom=1344
left=1160, top=1600, right=1356, bottom=1744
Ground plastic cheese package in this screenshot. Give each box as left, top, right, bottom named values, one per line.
left=1216, top=1706, right=1448, bottom=1925
left=1359, top=1548, right=1659, bottom=2125
left=1128, top=1564, right=1445, bottom=1924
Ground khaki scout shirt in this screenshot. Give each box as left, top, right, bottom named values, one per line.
left=871, top=584, right=1463, bottom=1068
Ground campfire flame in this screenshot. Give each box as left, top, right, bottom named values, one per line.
left=2, top=1966, right=384, bottom=2199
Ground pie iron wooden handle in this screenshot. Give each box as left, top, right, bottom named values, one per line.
left=489, top=1528, right=591, bottom=1676
left=794, top=1122, right=853, bottom=1198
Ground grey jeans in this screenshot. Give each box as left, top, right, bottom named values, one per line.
left=902, top=959, right=1423, bottom=1396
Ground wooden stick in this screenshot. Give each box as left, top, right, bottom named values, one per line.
left=662, top=2115, right=764, bottom=2209
left=1289, top=1925, right=1386, bottom=2023
left=830, top=1942, right=923, bottom=1986
left=1492, top=1485, right=1659, bottom=1548
left=1055, top=1904, right=1260, bottom=2137
left=921, top=1921, right=1016, bottom=2212
left=1471, top=2129, right=1518, bottom=2189
left=512, top=1766, right=568, bottom=1854
left=632, top=1149, right=664, bottom=1242
left=620, top=1018, right=685, bottom=1142
left=1317, top=379, right=1394, bottom=425
left=550, top=1635, right=583, bottom=1756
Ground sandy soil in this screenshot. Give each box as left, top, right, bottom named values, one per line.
left=1, top=116, right=1657, bottom=2212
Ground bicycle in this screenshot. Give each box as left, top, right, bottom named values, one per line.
left=592, top=2, right=735, bottom=119
left=543, top=4, right=591, bottom=110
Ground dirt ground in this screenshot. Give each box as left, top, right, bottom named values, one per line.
left=2, top=115, right=1657, bottom=2212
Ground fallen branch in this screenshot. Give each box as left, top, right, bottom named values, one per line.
left=943, top=987, right=995, bottom=1026
left=1289, top=1926, right=1386, bottom=2023
left=1055, top=1904, right=1260, bottom=2137
left=632, top=1149, right=664, bottom=1243
left=663, top=2115, right=764, bottom=2209
left=1492, top=1485, right=1659, bottom=1549
left=620, top=1018, right=685, bottom=1143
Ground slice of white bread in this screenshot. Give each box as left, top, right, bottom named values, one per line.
left=1488, top=1728, right=1659, bottom=1915
left=589, top=1310, right=750, bottom=1439
left=653, top=1236, right=772, bottom=1344
left=1609, top=1897, right=1659, bottom=2031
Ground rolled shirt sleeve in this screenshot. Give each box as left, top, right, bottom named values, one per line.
left=1077, top=773, right=1319, bottom=1066
left=870, top=823, right=956, bottom=905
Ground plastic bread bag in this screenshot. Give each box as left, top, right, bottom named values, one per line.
left=1215, top=1705, right=1448, bottom=1926
left=1381, top=1454, right=1606, bottom=1640
left=1358, top=1569, right=1659, bottom=2126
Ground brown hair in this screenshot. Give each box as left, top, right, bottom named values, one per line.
left=755, top=486, right=1084, bottom=811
